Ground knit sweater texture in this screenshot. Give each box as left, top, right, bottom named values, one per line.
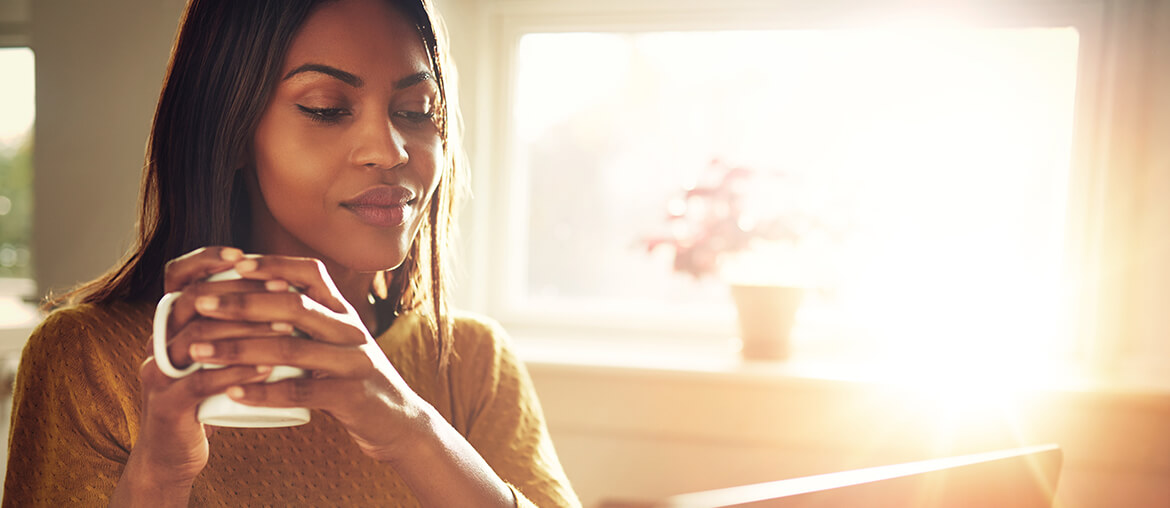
left=4, top=301, right=580, bottom=507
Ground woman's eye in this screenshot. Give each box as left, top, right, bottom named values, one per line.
left=394, top=110, right=435, bottom=124
left=296, top=105, right=350, bottom=124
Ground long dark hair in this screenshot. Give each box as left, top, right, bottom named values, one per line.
left=53, top=0, right=463, bottom=364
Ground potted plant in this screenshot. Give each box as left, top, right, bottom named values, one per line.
left=646, top=160, right=842, bottom=360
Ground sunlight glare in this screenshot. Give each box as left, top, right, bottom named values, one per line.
left=0, top=48, right=35, bottom=148
left=511, top=25, right=1081, bottom=379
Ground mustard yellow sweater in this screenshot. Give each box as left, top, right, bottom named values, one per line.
left=4, top=302, right=580, bottom=507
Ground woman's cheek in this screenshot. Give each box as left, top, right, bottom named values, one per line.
left=283, top=127, right=349, bottom=178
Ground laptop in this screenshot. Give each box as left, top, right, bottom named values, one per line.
left=602, top=444, right=1063, bottom=508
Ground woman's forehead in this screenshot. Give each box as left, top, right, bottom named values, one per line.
left=283, top=0, right=433, bottom=82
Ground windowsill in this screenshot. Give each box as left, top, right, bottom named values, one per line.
left=0, top=291, right=40, bottom=356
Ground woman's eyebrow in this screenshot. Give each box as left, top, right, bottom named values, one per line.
left=283, top=63, right=364, bottom=88
left=395, top=71, right=434, bottom=90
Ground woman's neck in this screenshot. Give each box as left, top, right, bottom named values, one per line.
left=323, top=262, right=379, bottom=334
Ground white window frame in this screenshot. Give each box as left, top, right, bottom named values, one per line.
left=450, top=0, right=1117, bottom=369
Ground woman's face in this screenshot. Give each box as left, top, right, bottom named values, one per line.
left=249, top=0, right=442, bottom=273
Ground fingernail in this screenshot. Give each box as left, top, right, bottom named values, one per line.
left=220, top=248, right=244, bottom=262
left=189, top=343, right=214, bottom=358
left=271, top=322, right=294, bottom=333
left=195, top=296, right=219, bottom=312
left=255, top=365, right=272, bottom=375
left=227, top=386, right=245, bottom=399
left=235, top=259, right=258, bottom=273
left=265, top=280, right=289, bottom=292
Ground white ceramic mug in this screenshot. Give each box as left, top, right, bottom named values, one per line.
left=152, top=268, right=311, bottom=428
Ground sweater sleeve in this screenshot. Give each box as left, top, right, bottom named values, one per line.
left=3, top=305, right=143, bottom=507
left=450, top=315, right=581, bottom=508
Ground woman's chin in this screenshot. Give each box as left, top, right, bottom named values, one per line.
left=340, top=253, right=410, bottom=274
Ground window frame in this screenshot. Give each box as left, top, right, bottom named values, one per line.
left=451, top=0, right=1115, bottom=368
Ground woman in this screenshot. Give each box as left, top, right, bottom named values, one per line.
left=4, top=0, right=580, bottom=506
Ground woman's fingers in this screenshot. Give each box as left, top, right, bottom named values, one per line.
left=163, top=246, right=246, bottom=293
left=139, top=357, right=275, bottom=420
left=171, top=366, right=275, bottom=405
left=162, top=252, right=364, bottom=346
left=165, top=319, right=296, bottom=368
left=231, top=256, right=350, bottom=314
left=161, top=279, right=284, bottom=369
left=227, top=377, right=368, bottom=412
left=188, top=336, right=372, bottom=377
left=192, top=291, right=367, bottom=346
left=165, top=278, right=272, bottom=334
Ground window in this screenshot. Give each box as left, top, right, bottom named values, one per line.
left=458, top=2, right=1111, bottom=378
left=511, top=27, right=1078, bottom=348
left=0, top=47, right=34, bottom=284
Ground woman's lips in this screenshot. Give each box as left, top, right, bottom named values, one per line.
left=344, top=203, right=408, bottom=227
left=342, top=186, right=415, bottom=227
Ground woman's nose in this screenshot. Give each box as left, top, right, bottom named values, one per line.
left=350, top=116, right=408, bottom=170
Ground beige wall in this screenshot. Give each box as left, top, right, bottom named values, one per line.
left=526, top=361, right=1170, bottom=507
left=30, top=0, right=186, bottom=296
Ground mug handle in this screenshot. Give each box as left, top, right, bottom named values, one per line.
left=152, top=291, right=202, bottom=378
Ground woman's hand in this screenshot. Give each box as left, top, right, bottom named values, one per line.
left=122, top=248, right=513, bottom=507
left=180, top=254, right=434, bottom=463
left=115, top=247, right=287, bottom=506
